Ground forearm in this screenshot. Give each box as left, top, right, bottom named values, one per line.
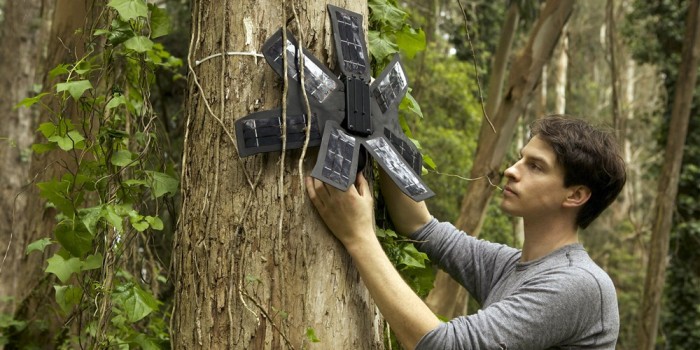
left=345, top=236, right=441, bottom=350
left=378, top=170, right=431, bottom=236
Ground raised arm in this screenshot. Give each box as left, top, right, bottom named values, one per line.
left=306, top=173, right=440, bottom=349
left=378, top=169, right=432, bottom=236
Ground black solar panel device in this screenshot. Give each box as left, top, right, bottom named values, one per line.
left=234, top=5, right=434, bottom=202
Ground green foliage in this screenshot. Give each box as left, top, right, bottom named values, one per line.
left=623, top=0, right=700, bottom=347
left=8, top=0, right=181, bottom=347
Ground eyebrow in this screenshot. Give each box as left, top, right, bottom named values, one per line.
left=519, top=149, right=552, bottom=169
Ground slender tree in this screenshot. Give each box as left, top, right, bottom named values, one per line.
left=172, top=1, right=385, bottom=348
left=0, top=0, right=46, bottom=315
left=425, top=0, right=574, bottom=319
left=637, top=0, right=700, bottom=348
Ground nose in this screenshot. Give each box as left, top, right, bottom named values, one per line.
left=503, top=161, right=519, bottom=181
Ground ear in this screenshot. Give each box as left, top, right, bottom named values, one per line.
left=562, top=185, right=591, bottom=208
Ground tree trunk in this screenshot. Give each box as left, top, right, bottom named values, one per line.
left=636, top=0, right=700, bottom=348
left=425, top=0, right=574, bottom=320
left=9, top=0, right=96, bottom=346
left=553, top=24, right=568, bottom=114
left=172, top=1, right=384, bottom=348
left=0, top=0, right=45, bottom=316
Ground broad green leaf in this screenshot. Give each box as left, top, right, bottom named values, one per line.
left=37, top=180, right=74, bottom=216
left=54, top=285, right=83, bottom=314
left=38, top=122, right=57, bottom=138
left=368, top=0, right=407, bottom=27
left=108, top=0, right=148, bottom=20
left=124, top=36, right=154, bottom=53
left=399, top=244, right=429, bottom=269
left=14, top=93, right=49, bottom=109
left=368, top=31, right=398, bottom=62
left=56, top=80, right=93, bottom=100
left=399, top=92, right=423, bottom=119
left=145, top=171, right=179, bottom=198
left=32, top=142, right=57, bottom=154
left=395, top=26, right=426, bottom=59
left=103, top=205, right=124, bottom=232
left=111, top=149, right=134, bottom=167
left=128, top=333, right=161, bottom=350
left=108, top=18, right=134, bottom=45
left=49, top=64, right=70, bottom=79
left=132, top=220, right=148, bottom=232
left=75, top=61, right=92, bottom=75
left=114, top=284, right=158, bottom=322
left=93, top=29, right=111, bottom=37
left=78, top=206, right=103, bottom=235
left=26, top=238, right=53, bottom=255
left=145, top=216, right=164, bottom=230
left=46, top=254, right=82, bottom=283
left=149, top=5, right=170, bottom=38
left=48, top=130, right=85, bottom=151
left=422, top=154, right=437, bottom=171
left=106, top=94, right=126, bottom=110
left=82, top=253, right=103, bottom=271
left=55, top=220, right=93, bottom=258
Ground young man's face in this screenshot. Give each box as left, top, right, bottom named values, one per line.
left=500, top=136, right=570, bottom=219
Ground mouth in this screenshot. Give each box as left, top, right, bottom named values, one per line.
left=503, top=185, right=517, bottom=196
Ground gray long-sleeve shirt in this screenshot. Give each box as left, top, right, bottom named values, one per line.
left=412, top=219, right=619, bottom=349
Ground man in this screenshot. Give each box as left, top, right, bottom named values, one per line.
left=306, top=115, right=626, bottom=349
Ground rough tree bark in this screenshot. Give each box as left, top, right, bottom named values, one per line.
left=636, top=0, right=700, bottom=348
left=0, top=0, right=45, bottom=315
left=172, top=1, right=384, bottom=348
left=9, top=0, right=97, bottom=346
left=424, top=0, right=574, bottom=319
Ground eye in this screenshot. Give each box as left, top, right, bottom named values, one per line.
left=528, top=162, right=541, bottom=171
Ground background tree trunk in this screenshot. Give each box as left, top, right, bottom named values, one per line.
left=636, top=0, right=700, bottom=348
left=9, top=0, right=96, bottom=346
left=0, top=0, right=45, bottom=316
left=424, top=0, right=574, bottom=319
left=172, top=1, right=384, bottom=348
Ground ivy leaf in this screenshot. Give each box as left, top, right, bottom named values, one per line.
left=368, top=31, right=398, bottom=62
left=46, top=254, right=82, bottom=283
left=132, top=220, right=149, bottom=232
left=395, top=26, right=426, bottom=59
left=368, top=0, right=407, bottom=27
left=56, top=80, right=93, bottom=100
left=37, top=180, right=74, bottom=216
left=14, top=93, right=49, bottom=110
left=399, top=91, right=423, bottom=119
left=54, top=285, right=83, bottom=314
left=26, top=238, right=53, bottom=255
left=55, top=220, right=94, bottom=258
left=108, top=0, right=148, bottom=20
left=114, top=284, right=158, bottom=322
left=305, top=327, right=321, bottom=343
left=82, top=253, right=103, bottom=271
left=124, top=36, right=154, bottom=53
left=48, top=130, right=85, bottom=151
left=32, top=142, right=57, bottom=154
left=106, top=94, right=126, bottom=110
left=79, top=206, right=103, bottom=235
left=37, top=122, right=56, bottom=138
left=145, top=171, right=179, bottom=198
left=145, top=216, right=164, bottom=230
left=149, top=5, right=170, bottom=38
left=103, top=205, right=125, bottom=232
left=111, top=149, right=134, bottom=167
left=49, top=64, right=71, bottom=79
left=399, top=244, right=429, bottom=269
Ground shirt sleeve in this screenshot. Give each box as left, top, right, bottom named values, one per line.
left=414, top=268, right=610, bottom=350
left=411, top=218, right=520, bottom=304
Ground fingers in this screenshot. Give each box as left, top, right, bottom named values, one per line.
left=355, top=172, right=369, bottom=196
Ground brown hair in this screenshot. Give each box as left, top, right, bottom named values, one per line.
left=530, top=115, right=627, bottom=229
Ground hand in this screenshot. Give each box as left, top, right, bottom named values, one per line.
left=305, top=173, right=375, bottom=247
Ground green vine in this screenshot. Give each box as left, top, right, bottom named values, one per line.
left=368, top=0, right=435, bottom=297
left=11, top=0, right=181, bottom=348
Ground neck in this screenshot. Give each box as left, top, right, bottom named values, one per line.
left=521, top=217, right=579, bottom=262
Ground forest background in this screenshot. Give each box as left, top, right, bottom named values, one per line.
left=0, top=0, right=698, bottom=349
